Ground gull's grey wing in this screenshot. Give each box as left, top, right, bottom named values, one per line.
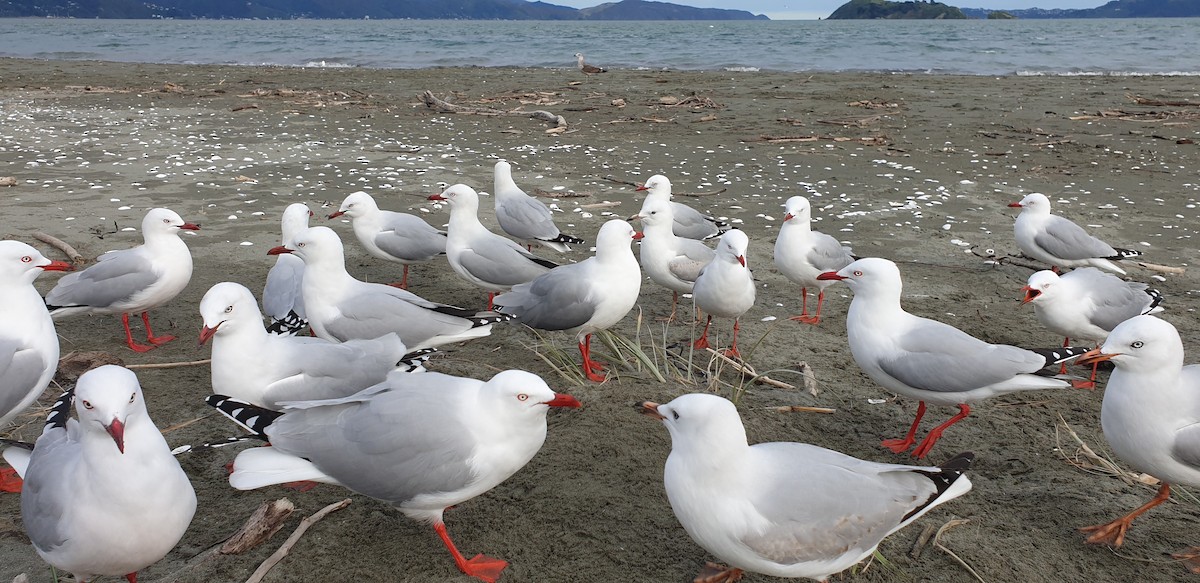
left=44, top=250, right=157, bottom=309
left=456, top=240, right=555, bottom=288
left=262, top=254, right=305, bottom=321
left=375, top=214, right=447, bottom=262
left=1072, top=270, right=1154, bottom=331
left=321, top=286, right=488, bottom=347
left=879, top=319, right=1047, bottom=392
left=670, top=201, right=721, bottom=240
left=738, top=443, right=940, bottom=564
left=497, top=195, right=560, bottom=241
left=0, top=339, right=48, bottom=420
left=260, top=336, right=402, bottom=405
left=267, top=376, right=479, bottom=504
left=1035, top=215, right=1119, bottom=260
left=806, top=232, right=856, bottom=272
left=667, top=239, right=714, bottom=282
left=494, top=264, right=597, bottom=332
left=1169, top=365, right=1200, bottom=469
left=19, top=425, right=74, bottom=552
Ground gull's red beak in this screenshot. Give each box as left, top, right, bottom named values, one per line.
left=1007, top=202, right=1023, bottom=208
left=637, top=401, right=665, bottom=420
left=428, top=193, right=447, bottom=201
left=105, top=418, right=125, bottom=454
left=635, top=185, right=649, bottom=191
left=737, top=255, right=746, bottom=267
left=1021, top=286, right=1040, bottom=304
left=544, top=393, right=582, bottom=408
left=328, top=210, right=346, bottom=219
left=632, top=232, right=645, bottom=240
left=180, top=222, right=201, bottom=231
left=816, top=271, right=846, bottom=281
left=40, top=261, right=74, bottom=272
left=199, top=323, right=220, bottom=345
left=267, top=245, right=292, bottom=256
left=783, top=213, right=794, bottom=222
left=1076, top=347, right=1117, bottom=367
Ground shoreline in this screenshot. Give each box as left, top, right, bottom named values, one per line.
left=1, top=57, right=1199, bottom=582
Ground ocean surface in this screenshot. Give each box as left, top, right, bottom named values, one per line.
left=0, top=17, right=1197, bottom=76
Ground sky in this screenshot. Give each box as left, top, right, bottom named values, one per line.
left=553, top=1, right=1107, bottom=20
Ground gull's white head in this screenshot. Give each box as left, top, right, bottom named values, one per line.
left=640, top=393, right=749, bottom=454
left=74, top=365, right=148, bottom=455
left=280, top=203, right=313, bottom=244
left=715, top=229, right=749, bottom=268
left=0, top=240, right=72, bottom=285
left=632, top=196, right=676, bottom=230
left=199, top=282, right=263, bottom=344
left=783, top=195, right=812, bottom=224
left=1021, top=270, right=1061, bottom=305
left=330, top=191, right=379, bottom=220
left=817, top=257, right=902, bottom=297
left=428, top=183, right=481, bottom=215
left=595, top=219, right=640, bottom=252
left=269, top=225, right=344, bottom=266
left=636, top=174, right=672, bottom=198
left=142, top=207, right=200, bottom=237
left=1082, top=314, right=1184, bottom=374
left=484, top=370, right=581, bottom=421
left=1009, top=192, right=1051, bottom=214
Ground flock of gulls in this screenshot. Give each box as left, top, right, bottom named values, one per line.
left=0, top=158, right=1194, bottom=583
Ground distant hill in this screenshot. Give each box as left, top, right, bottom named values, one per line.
left=960, top=0, right=1200, bottom=18
left=829, top=0, right=967, bottom=19
left=0, top=0, right=769, bottom=19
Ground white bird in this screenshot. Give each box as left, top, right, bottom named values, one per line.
left=45, top=207, right=199, bottom=352
left=1022, top=267, right=1163, bottom=388
left=428, top=184, right=558, bottom=309
left=262, top=202, right=311, bottom=335
left=268, top=226, right=506, bottom=350
left=2, top=365, right=196, bottom=582
left=818, top=258, right=1085, bottom=459
left=208, top=369, right=581, bottom=583
left=636, top=174, right=727, bottom=240
left=0, top=241, right=71, bottom=430
left=574, top=52, right=606, bottom=74
left=328, top=191, right=447, bottom=290
left=494, top=220, right=642, bottom=383
left=774, top=196, right=854, bottom=325
left=692, top=230, right=756, bottom=359
left=200, top=281, right=420, bottom=409
left=492, top=161, right=584, bottom=252
left=631, top=196, right=715, bottom=322
left=1076, top=315, right=1200, bottom=570
left=1009, top=192, right=1142, bottom=275
left=640, top=394, right=973, bottom=583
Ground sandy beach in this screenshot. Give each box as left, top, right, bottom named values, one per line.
left=1, top=58, right=1199, bottom=582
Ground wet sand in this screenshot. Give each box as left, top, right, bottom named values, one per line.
left=1, top=58, right=1199, bottom=582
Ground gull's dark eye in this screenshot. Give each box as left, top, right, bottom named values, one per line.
left=82, top=400, right=94, bottom=410
left=129, top=393, right=136, bottom=403
left=853, top=270, right=863, bottom=277
left=1131, top=341, right=1144, bottom=349
left=517, top=394, right=529, bottom=402
left=224, top=305, right=233, bottom=314
left=672, top=410, right=680, bottom=420
left=20, top=255, right=32, bottom=263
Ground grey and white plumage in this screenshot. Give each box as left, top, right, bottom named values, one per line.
left=1076, top=316, right=1200, bottom=555
left=1022, top=267, right=1163, bottom=344
left=262, top=202, right=311, bottom=335
left=692, top=230, right=755, bottom=357
left=641, top=394, right=973, bottom=582
left=329, top=191, right=447, bottom=289
left=494, top=220, right=642, bottom=382
left=200, top=281, right=416, bottom=409
left=45, top=207, right=199, bottom=351
left=2, top=366, right=196, bottom=582
left=633, top=196, right=715, bottom=302
left=429, top=184, right=558, bottom=295
left=268, top=226, right=505, bottom=350
left=209, top=369, right=580, bottom=581
left=1010, top=192, right=1142, bottom=275
left=820, top=258, right=1084, bottom=458
left=636, top=174, right=727, bottom=240
left=0, top=242, right=70, bottom=428
left=774, top=195, right=854, bottom=324
left=493, top=161, right=584, bottom=252
left=574, top=52, right=606, bottom=74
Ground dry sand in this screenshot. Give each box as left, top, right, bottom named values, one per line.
left=1, top=58, right=1199, bottom=582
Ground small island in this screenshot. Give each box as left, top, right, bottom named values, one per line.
left=828, top=0, right=967, bottom=19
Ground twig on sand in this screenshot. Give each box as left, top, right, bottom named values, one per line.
left=244, top=498, right=353, bottom=583
left=1129, top=94, right=1200, bottom=107
left=910, top=523, right=939, bottom=560
left=149, top=499, right=298, bottom=583
left=933, top=518, right=986, bottom=583
left=771, top=405, right=836, bottom=414
left=127, top=359, right=212, bottom=370
left=420, top=90, right=567, bottom=128
left=32, top=231, right=85, bottom=264
left=705, top=348, right=794, bottom=390
left=1133, top=261, right=1186, bottom=275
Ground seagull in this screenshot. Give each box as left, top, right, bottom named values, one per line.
left=0, top=241, right=71, bottom=430
left=2, top=365, right=196, bottom=582
left=639, top=393, right=974, bottom=583
left=207, top=369, right=581, bottom=583
left=268, top=226, right=506, bottom=350
left=45, top=207, right=199, bottom=352
left=773, top=195, right=854, bottom=325
left=494, top=220, right=642, bottom=382
left=200, top=281, right=422, bottom=409
left=1009, top=192, right=1142, bottom=275
left=637, top=174, right=727, bottom=240
left=428, top=184, right=558, bottom=309
left=262, top=202, right=311, bottom=335
left=692, top=230, right=755, bottom=359
left=574, top=52, right=606, bottom=75
left=329, top=190, right=447, bottom=290
left=1022, top=267, right=1163, bottom=388
left=818, top=258, right=1086, bottom=458
left=1075, top=315, right=1200, bottom=572
left=493, top=161, right=584, bottom=252
left=630, top=196, right=715, bottom=322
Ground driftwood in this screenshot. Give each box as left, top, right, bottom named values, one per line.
left=127, top=359, right=212, bottom=370
left=772, top=405, right=836, bottom=414
left=1129, top=94, right=1200, bottom=107
left=816, top=115, right=883, bottom=128
left=597, top=175, right=725, bottom=197
left=420, top=90, right=566, bottom=128
left=0, top=176, right=17, bottom=187
left=530, top=187, right=591, bottom=199
left=220, top=499, right=297, bottom=555
left=745, top=134, right=890, bottom=146
left=32, top=231, right=85, bottom=264
left=706, top=348, right=795, bottom=390
left=244, top=498, right=353, bottom=583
